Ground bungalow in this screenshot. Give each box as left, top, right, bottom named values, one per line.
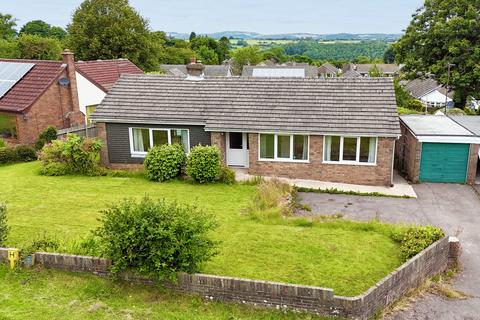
left=403, top=78, right=453, bottom=109
left=342, top=64, right=400, bottom=77
left=91, top=62, right=400, bottom=186
left=396, top=115, right=479, bottom=184
left=318, top=62, right=339, bottom=78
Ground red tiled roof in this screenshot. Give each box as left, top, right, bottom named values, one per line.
left=75, top=59, right=143, bottom=92
left=0, top=59, right=65, bottom=113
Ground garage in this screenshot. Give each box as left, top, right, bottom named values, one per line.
left=397, top=115, right=480, bottom=184
left=419, top=142, right=469, bottom=183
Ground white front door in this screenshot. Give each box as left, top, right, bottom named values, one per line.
left=226, top=132, right=249, bottom=167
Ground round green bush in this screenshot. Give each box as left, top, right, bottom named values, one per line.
left=144, top=144, right=186, bottom=182
left=219, top=166, right=236, bottom=184
left=95, top=197, right=218, bottom=280
left=186, top=145, right=221, bottom=183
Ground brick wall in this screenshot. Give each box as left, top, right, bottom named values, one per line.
left=247, top=134, right=395, bottom=186
left=211, top=132, right=226, bottom=165
left=0, top=237, right=459, bottom=319
left=467, top=144, right=479, bottom=185
left=396, top=123, right=421, bottom=183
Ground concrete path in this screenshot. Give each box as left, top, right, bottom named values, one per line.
left=235, top=170, right=417, bottom=198
left=299, top=184, right=480, bottom=320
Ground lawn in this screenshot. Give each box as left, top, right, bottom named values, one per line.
left=0, top=265, right=332, bottom=320
left=0, top=162, right=403, bottom=296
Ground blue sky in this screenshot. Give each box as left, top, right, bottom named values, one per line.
left=2, top=0, right=424, bottom=34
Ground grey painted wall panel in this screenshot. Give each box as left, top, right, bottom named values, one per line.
left=106, top=123, right=211, bottom=164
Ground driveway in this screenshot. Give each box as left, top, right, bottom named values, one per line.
left=299, top=184, right=480, bottom=320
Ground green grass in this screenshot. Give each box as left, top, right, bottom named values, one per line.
left=0, top=162, right=404, bottom=296
left=0, top=265, right=334, bottom=320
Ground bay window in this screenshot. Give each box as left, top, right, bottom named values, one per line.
left=130, top=127, right=190, bottom=156
left=324, top=136, right=377, bottom=164
left=259, top=133, right=309, bottom=162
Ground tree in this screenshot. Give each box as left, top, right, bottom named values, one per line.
left=194, top=45, right=219, bottom=65
left=189, top=31, right=196, bottom=41
left=368, top=65, right=384, bottom=77
left=394, top=0, right=480, bottom=106
left=17, top=34, right=62, bottom=60
left=20, top=20, right=51, bottom=37
left=230, top=46, right=263, bottom=74
left=0, top=13, right=17, bottom=40
left=262, top=47, right=287, bottom=63
left=0, top=39, right=19, bottom=58
left=217, top=36, right=230, bottom=62
left=66, top=0, right=158, bottom=71
left=383, top=46, right=395, bottom=63
left=48, top=26, right=67, bottom=40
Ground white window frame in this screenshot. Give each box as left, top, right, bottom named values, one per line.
left=323, top=136, right=378, bottom=166
left=258, top=133, right=309, bottom=163
left=129, top=127, right=190, bottom=158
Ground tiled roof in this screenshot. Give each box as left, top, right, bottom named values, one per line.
left=343, top=64, right=400, bottom=75
left=341, top=70, right=362, bottom=78
left=242, top=65, right=319, bottom=78
left=75, top=59, right=143, bottom=92
left=0, top=59, right=65, bottom=113
left=92, top=75, right=400, bottom=137
left=319, top=63, right=338, bottom=75
left=160, top=64, right=231, bottom=77
left=403, top=78, right=453, bottom=99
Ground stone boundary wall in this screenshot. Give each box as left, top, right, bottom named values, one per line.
left=0, top=237, right=460, bottom=319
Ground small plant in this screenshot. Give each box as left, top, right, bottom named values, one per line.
left=0, top=203, right=9, bottom=246
left=35, top=126, right=58, bottom=150
left=240, top=175, right=264, bottom=186
left=144, top=144, right=186, bottom=182
left=391, top=225, right=444, bottom=261
left=38, top=134, right=103, bottom=176
left=95, top=197, right=218, bottom=280
left=219, top=166, right=236, bottom=184
left=186, top=145, right=221, bottom=183
left=0, top=138, right=5, bottom=148
left=21, top=234, right=60, bottom=257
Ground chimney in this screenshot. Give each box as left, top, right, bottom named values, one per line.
left=61, top=49, right=83, bottom=126
left=186, top=57, right=205, bottom=80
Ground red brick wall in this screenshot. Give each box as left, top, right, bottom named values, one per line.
left=211, top=132, right=226, bottom=165
left=246, top=134, right=395, bottom=186
left=467, top=144, right=479, bottom=185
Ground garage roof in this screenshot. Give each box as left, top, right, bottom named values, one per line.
left=400, top=115, right=480, bottom=144
left=450, top=116, right=480, bottom=136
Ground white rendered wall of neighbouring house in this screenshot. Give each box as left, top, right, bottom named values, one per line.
left=421, top=89, right=452, bottom=107
left=75, top=71, right=106, bottom=116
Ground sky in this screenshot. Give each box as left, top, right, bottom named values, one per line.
left=2, top=0, right=424, bottom=35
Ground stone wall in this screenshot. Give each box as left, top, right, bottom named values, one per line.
left=0, top=236, right=459, bottom=319
left=247, top=134, right=395, bottom=186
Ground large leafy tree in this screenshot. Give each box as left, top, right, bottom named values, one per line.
left=394, top=0, right=480, bottom=105
left=230, top=46, right=263, bottom=75
left=0, top=13, right=17, bottom=40
left=17, top=34, right=62, bottom=60
left=66, top=0, right=159, bottom=71
left=20, top=20, right=67, bottom=40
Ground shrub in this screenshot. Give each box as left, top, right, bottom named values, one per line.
left=219, top=166, right=236, bottom=184
left=392, top=225, right=444, bottom=261
left=0, top=138, right=5, bottom=148
left=95, top=197, right=218, bottom=280
left=186, top=145, right=221, bottom=183
left=245, top=178, right=292, bottom=220
left=38, top=133, right=103, bottom=176
left=407, top=99, right=424, bottom=112
left=35, top=126, right=58, bottom=150
left=464, top=107, right=477, bottom=115
left=446, top=108, right=466, bottom=116
left=0, top=203, right=8, bottom=246
left=0, top=145, right=37, bottom=164
left=144, top=144, right=186, bottom=182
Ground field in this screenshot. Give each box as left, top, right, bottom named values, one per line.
left=0, top=162, right=404, bottom=296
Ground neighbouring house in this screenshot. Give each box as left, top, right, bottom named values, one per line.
left=342, top=63, right=400, bottom=77
left=318, top=62, right=339, bottom=78
left=403, top=78, right=453, bottom=109
left=242, top=63, right=319, bottom=78
left=91, top=62, right=401, bottom=186
left=160, top=63, right=232, bottom=78
left=340, top=69, right=362, bottom=78
left=396, top=115, right=479, bottom=184
left=0, top=50, right=84, bottom=144
left=76, top=59, right=144, bottom=123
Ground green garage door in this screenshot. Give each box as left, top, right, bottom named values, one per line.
left=419, top=143, right=470, bottom=183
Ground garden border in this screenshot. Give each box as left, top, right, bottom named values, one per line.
left=0, top=236, right=460, bottom=319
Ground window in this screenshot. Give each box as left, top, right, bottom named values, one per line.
left=130, top=128, right=190, bottom=156
left=0, top=114, right=17, bottom=139
left=259, top=133, right=308, bottom=162
left=324, top=136, right=377, bottom=164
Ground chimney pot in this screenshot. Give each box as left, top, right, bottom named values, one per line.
left=186, top=59, right=205, bottom=79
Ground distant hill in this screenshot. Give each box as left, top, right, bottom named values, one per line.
left=166, top=31, right=401, bottom=41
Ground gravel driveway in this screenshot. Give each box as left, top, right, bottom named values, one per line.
left=299, top=183, right=480, bottom=320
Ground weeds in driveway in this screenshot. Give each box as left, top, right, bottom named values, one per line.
left=296, top=186, right=414, bottom=199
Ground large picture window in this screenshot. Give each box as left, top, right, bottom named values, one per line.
left=324, top=136, right=377, bottom=164
left=0, top=114, right=17, bottom=139
left=130, top=127, right=190, bottom=156
left=259, top=133, right=309, bottom=162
